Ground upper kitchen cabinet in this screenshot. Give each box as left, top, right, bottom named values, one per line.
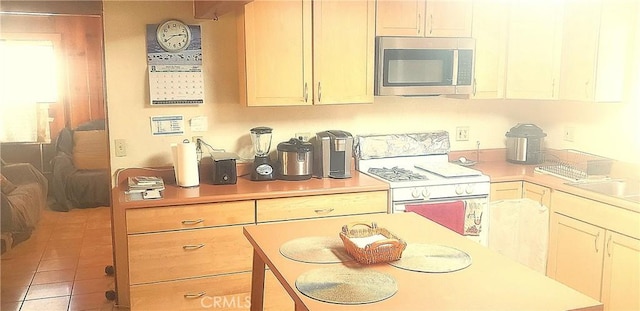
left=559, top=0, right=639, bottom=103
left=238, top=0, right=374, bottom=106
left=505, top=1, right=563, bottom=100
left=194, top=0, right=252, bottom=19
left=238, top=0, right=312, bottom=106
left=471, top=0, right=507, bottom=99
left=376, top=0, right=472, bottom=37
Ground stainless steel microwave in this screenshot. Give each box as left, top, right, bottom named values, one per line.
left=375, top=37, right=475, bottom=96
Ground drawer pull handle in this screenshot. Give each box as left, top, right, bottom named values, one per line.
left=183, top=244, right=205, bottom=250
left=314, top=208, right=334, bottom=215
left=184, top=291, right=206, bottom=299
left=181, top=219, right=204, bottom=225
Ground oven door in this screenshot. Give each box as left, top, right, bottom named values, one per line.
left=394, top=196, right=489, bottom=246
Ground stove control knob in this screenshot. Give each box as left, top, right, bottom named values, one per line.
left=455, top=185, right=464, bottom=195
left=465, top=184, right=475, bottom=194
left=422, top=187, right=431, bottom=199
left=411, top=188, right=421, bottom=199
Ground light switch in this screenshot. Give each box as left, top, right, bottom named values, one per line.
left=115, top=139, right=127, bottom=157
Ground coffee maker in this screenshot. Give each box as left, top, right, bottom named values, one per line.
left=312, top=130, right=353, bottom=179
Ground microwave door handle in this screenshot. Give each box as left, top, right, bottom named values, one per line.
left=452, top=50, right=459, bottom=86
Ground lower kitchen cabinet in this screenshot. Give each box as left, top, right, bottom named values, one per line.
left=547, top=213, right=605, bottom=299
left=256, top=191, right=388, bottom=222
left=522, top=182, right=551, bottom=207
left=547, top=191, right=640, bottom=310
left=601, top=231, right=640, bottom=311
left=127, top=225, right=253, bottom=284
left=490, top=181, right=551, bottom=207
left=129, top=272, right=251, bottom=310
left=123, top=201, right=256, bottom=310
left=490, top=181, right=522, bottom=201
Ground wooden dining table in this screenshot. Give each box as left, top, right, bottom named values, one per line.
left=243, top=212, right=603, bottom=311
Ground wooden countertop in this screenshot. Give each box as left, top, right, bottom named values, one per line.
left=244, top=212, right=603, bottom=311
left=113, top=168, right=389, bottom=209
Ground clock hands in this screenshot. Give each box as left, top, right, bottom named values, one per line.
left=163, top=33, right=187, bottom=42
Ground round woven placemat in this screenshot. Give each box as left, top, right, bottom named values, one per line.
left=279, top=236, right=352, bottom=264
left=295, top=266, right=398, bottom=304
left=389, top=244, right=472, bottom=273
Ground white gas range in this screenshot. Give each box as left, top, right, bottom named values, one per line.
left=355, top=132, right=490, bottom=246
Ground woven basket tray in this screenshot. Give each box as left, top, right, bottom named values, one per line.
left=339, top=222, right=406, bottom=265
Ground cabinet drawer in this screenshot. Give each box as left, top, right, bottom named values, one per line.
left=126, top=201, right=255, bottom=234
left=257, top=191, right=387, bottom=222
left=490, top=181, right=522, bottom=201
left=130, top=272, right=251, bottom=311
left=128, top=226, right=252, bottom=284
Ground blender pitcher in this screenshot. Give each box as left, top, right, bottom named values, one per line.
left=250, top=127, right=275, bottom=181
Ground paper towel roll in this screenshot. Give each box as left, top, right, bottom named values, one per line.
left=173, top=141, right=199, bottom=187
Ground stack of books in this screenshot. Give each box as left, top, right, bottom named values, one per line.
left=127, top=176, right=165, bottom=199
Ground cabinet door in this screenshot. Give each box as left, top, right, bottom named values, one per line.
left=376, top=0, right=424, bottom=36
left=559, top=0, right=600, bottom=101
left=505, top=2, right=563, bottom=99
left=547, top=213, right=605, bottom=300
left=424, top=0, right=472, bottom=37
left=375, top=0, right=471, bottom=37
left=522, top=182, right=551, bottom=208
left=313, top=0, right=374, bottom=105
left=490, top=181, right=522, bottom=201
left=240, top=0, right=312, bottom=106
left=601, top=231, right=640, bottom=311
left=471, top=0, right=507, bottom=99
left=593, top=0, right=638, bottom=102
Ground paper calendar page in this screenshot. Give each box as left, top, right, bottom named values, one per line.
left=148, top=65, right=204, bottom=105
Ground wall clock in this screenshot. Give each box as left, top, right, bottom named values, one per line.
left=156, top=19, right=192, bottom=53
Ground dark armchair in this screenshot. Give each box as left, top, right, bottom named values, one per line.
left=50, top=120, right=110, bottom=211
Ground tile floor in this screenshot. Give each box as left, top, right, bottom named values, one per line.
left=1, top=206, right=123, bottom=311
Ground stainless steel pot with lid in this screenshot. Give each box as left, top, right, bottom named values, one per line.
left=505, top=123, right=547, bottom=164
left=277, top=138, right=313, bottom=180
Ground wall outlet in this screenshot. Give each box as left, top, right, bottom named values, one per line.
left=192, top=136, right=203, bottom=143
left=114, top=139, right=127, bottom=157
left=455, top=127, right=470, bottom=141
left=295, top=132, right=312, bottom=142
left=564, top=127, right=575, bottom=142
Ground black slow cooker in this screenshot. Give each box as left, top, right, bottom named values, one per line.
left=505, top=123, right=547, bottom=165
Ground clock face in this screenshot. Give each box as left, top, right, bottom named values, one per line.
left=156, top=20, right=192, bottom=53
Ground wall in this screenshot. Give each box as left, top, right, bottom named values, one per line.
left=103, top=1, right=640, bottom=179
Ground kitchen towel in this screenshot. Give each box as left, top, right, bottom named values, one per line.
left=405, top=202, right=465, bottom=235
left=171, top=140, right=199, bottom=187
left=463, top=199, right=485, bottom=236
left=488, top=198, right=549, bottom=274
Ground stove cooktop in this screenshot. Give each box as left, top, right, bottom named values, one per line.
left=367, top=167, right=428, bottom=182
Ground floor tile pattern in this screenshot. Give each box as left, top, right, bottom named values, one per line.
left=1, top=206, right=124, bottom=311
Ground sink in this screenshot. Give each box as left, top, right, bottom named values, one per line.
left=566, top=179, right=640, bottom=203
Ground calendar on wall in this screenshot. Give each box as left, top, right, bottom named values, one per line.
left=146, top=21, right=204, bottom=106
left=148, top=65, right=204, bottom=105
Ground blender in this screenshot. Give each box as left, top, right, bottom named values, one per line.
left=250, top=126, right=275, bottom=181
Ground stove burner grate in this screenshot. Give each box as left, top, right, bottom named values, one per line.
left=368, top=167, right=428, bottom=182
